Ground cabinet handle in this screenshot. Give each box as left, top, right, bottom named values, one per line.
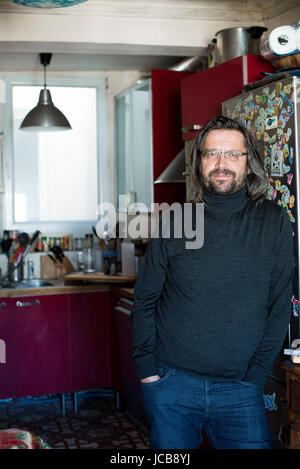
left=182, top=171, right=190, bottom=176
left=16, top=300, right=40, bottom=307
left=0, top=302, right=7, bottom=308
left=182, top=124, right=202, bottom=133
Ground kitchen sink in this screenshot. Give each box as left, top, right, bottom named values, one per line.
left=2, top=279, right=54, bottom=289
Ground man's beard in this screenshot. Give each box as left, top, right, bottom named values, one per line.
left=201, top=168, right=248, bottom=195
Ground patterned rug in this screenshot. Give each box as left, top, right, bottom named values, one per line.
left=0, top=392, right=149, bottom=449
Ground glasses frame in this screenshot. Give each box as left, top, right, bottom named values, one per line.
left=200, top=150, right=248, bottom=162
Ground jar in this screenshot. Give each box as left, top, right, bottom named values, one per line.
left=75, top=237, right=84, bottom=251
left=63, top=236, right=69, bottom=250
left=85, top=234, right=93, bottom=249
left=27, top=259, right=34, bottom=280
left=42, top=236, right=48, bottom=252
left=82, top=247, right=95, bottom=273
left=102, top=250, right=117, bottom=275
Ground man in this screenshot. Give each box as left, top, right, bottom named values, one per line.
left=132, top=116, right=294, bottom=449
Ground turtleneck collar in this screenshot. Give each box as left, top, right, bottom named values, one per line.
left=203, top=185, right=248, bottom=213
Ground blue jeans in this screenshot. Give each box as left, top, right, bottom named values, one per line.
left=141, top=363, right=271, bottom=449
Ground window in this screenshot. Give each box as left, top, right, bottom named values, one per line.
left=3, top=76, right=108, bottom=233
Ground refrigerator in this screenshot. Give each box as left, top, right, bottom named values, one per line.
left=222, top=75, right=300, bottom=448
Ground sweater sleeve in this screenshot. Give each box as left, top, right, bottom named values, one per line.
left=131, top=236, right=168, bottom=380
left=243, top=209, right=294, bottom=389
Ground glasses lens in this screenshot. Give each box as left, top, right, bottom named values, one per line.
left=225, top=151, right=243, bottom=161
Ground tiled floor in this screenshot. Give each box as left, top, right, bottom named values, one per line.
left=0, top=392, right=149, bottom=449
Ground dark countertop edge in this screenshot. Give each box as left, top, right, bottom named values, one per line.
left=0, top=284, right=111, bottom=298
left=0, top=283, right=134, bottom=299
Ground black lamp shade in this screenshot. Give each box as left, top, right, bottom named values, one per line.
left=20, top=89, right=72, bottom=132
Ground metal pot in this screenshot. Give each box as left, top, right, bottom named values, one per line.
left=8, top=261, right=24, bottom=283
left=215, top=26, right=268, bottom=63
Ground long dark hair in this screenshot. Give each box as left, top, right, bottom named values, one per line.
left=189, top=116, right=268, bottom=205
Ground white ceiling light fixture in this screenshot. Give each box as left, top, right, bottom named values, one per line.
left=10, top=0, right=88, bottom=7
left=20, top=53, right=72, bottom=132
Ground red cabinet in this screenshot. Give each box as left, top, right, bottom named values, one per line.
left=0, top=298, right=13, bottom=399
left=180, top=54, right=274, bottom=141
left=11, top=294, right=69, bottom=397
left=0, top=290, right=112, bottom=400
left=69, top=291, right=112, bottom=391
left=112, top=294, right=147, bottom=426
left=152, top=69, right=192, bottom=205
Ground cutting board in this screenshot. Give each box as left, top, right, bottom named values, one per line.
left=41, top=255, right=75, bottom=280
left=64, top=271, right=136, bottom=284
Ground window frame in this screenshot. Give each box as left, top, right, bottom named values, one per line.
left=3, top=74, right=108, bottom=233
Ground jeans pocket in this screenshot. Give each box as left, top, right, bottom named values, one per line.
left=140, top=366, right=171, bottom=387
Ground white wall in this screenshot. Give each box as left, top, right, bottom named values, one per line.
left=0, top=0, right=266, bottom=53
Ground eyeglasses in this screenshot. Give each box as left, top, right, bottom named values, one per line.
left=200, top=150, right=248, bottom=162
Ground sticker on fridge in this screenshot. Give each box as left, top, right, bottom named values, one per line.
left=270, top=147, right=283, bottom=177
left=266, top=115, right=278, bottom=130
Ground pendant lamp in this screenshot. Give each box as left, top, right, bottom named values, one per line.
left=20, top=53, right=72, bottom=132
left=10, top=0, right=87, bottom=7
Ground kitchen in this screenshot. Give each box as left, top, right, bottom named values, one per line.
left=0, top=0, right=300, bottom=452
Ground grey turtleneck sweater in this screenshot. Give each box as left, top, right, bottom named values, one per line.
left=132, top=186, right=294, bottom=389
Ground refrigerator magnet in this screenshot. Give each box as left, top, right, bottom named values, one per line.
left=283, top=163, right=291, bottom=174
left=287, top=173, right=293, bottom=185
left=266, top=115, right=278, bottom=130
left=283, top=84, right=292, bottom=95
left=286, top=128, right=292, bottom=142
left=281, top=108, right=291, bottom=122
left=275, top=179, right=281, bottom=190
left=283, top=143, right=290, bottom=158
left=278, top=115, right=286, bottom=129
left=270, top=148, right=283, bottom=177
left=289, top=195, right=295, bottom=209
left=287, top=209, right=295, bottom=223
left=289, top=147, right=294, bottom=165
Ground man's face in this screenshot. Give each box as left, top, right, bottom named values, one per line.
left=200, top=129, right=251, bottom=195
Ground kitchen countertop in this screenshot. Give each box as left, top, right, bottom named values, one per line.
left=0, top=278, right=135, bottom=298
left=0, top=281, right=111, bottom=298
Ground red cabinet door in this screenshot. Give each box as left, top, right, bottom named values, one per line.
left=0, top=298, right=13, bottom=399
left=12, top=294, right=70, bottom=397
left=180, top=54, right=274, bottom=141
left=113, top=303, right=147, bottom=425
left=152, top=69, right=193, bottom=205
left=69, top=291, right=112, bottom=391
